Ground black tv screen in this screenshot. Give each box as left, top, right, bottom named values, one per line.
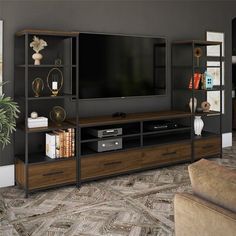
left=79, top=33, right=166, bottom=99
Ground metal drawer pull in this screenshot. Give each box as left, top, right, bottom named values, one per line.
left=104, top=161, right=122, bottom=166
left=202, top=145, right=214, bottom=149
left=162, top=151, right=177, bottom=156
left=43, top=171, right=64, bottom=176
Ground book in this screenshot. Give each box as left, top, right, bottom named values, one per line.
left=71, top=128, right=75, bottom=157
left=46, top=133, right=56, bottom=159
left=189, top=73, right=201, bottom=89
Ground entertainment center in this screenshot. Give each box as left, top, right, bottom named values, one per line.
left=14, top=30, right=222, bottom=197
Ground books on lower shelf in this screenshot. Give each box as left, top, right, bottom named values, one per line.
left=46, top=128, right=75, bottom=159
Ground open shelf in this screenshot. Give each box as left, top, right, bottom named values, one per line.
left=143, top=126, right=191, bottom=136
left=17, top=64, right=77, bottom=68
left=18, top=93, right=77, bottom=100
left=17, top=120, right=76, bottom=133
left=143, top=131, right=191, bottom=147
left=16, top=153, right=76, bottom=165
left=194, top=131, right=220, bottom=140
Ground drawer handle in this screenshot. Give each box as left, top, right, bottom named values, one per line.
left=104, top=161, right=122, bottom=166
left=202, top=145, right=214, bottom=149
left=42, top=171, right=64, bottom=177
left=162, top=151, right=177, bottom=156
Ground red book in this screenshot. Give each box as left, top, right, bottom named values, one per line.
left=189, top=73, right=201, bottom=89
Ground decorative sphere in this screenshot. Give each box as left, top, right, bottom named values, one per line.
left=30, top=112, right=38, bottom=119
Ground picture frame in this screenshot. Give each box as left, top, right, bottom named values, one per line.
left=0, top=20, right=3, bottom=95
left=206, top=31, right=224, bottom=57
left=207, top=90, right=225, bottom=114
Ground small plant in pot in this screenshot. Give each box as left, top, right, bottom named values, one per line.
left=0, top=82, right=20, bottom=148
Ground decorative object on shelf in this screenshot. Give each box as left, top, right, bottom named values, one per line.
left=232, top=56, right=236, bottom=64
left=194, top=116, right=204, bottom=136
left=189, top=73, right=201, bottom=89
left=207, top=61, right=224, bottom=86
left=201, top=101, right=211, bottom=112
left=30, top=111, right=38, bottom=119
left=55, top=58, right=62, bottom=66
left=232, top=90, right=235, bottom=98
left=28, top=116, right=48, bottom=128
left=30, top=36, right=47, bottom=65
left=201, top=71, right=213, bottom=90
left=50, top=106, right=66, bottom=126
left=32, top=77, right=44, bottom=97
left=189, top=97, right=197, bottom=113
left=206, top=31, right=224, bottom=57
left=194, top=47, right=202, bottom=67
left=47, top=67, right=63, bottom=96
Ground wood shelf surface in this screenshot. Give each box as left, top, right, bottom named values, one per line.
left=17, top=120, right=76, bottom=133
left=16, top=29, right=79, bottom=37
left=17, top=93, right=77, bottom=100
left=17, top=64, right=77, bottom=68
left=70, top=110, right=192, bottom=127
left=16, top=153, right=76, bottom=165
left=172, top=40, right=222, bottom=46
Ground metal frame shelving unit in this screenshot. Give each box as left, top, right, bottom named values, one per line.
left=171, top=40, right=223, bottom=161
left=14, top=30, right=79, bottom=197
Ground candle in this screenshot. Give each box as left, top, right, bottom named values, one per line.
left=52, top=81, right=58, bottom=90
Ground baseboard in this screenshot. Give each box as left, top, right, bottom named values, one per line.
left=0, top=165, right=15, bottom=188
left=222, top=132, right=232, bottom=148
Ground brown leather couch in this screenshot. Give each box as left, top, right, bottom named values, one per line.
left=174, top=159, right=236, bottom=236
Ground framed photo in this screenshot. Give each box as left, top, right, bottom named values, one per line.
left=0, top=20, right=2, bottom=95
left=207, top=90, right=225, bottom=114
left=207, top=61, right=224, bottom=86
left=206, top=31, right=224, bottom=57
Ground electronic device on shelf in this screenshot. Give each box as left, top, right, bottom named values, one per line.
left=88, top=138, right=122, bottom=152
left=87, top=127, right=122, bottom=138
left=146, top=121, right=179, bottom=131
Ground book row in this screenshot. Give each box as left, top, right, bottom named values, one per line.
left=46, top=128, right=75, bottom=159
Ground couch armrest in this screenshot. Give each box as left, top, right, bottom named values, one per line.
left=174, top=193, right=236, bottom=236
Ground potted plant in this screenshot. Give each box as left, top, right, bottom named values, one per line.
left=0, top=82, right=20, bottom=148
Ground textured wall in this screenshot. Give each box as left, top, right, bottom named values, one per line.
left=0, top=1, right=235, bottom=165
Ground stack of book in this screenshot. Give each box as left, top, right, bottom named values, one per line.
left=46, top=128, right=75, bottom=159
left=28, top=117, right=48, bottom=128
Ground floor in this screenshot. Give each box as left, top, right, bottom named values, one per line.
left=0, top=146, right=236, bottom=236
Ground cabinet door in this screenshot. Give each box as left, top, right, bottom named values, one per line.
left=194, top=136, right=221, bottom=160
left=81, top=149, right=142, bottom=180
left=141, top=142, right=191, bottom=167
left=28, top=159, right=76, bottom=190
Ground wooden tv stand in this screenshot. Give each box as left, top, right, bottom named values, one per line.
left=77, top=110, right=221, bottom=182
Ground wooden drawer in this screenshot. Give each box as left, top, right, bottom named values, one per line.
left=28, top=159, right=76, bottom=190
left=194, top=136, right=221, bottom=159
left=81, top=149, right=142, bottom=180
left=141, top=142, right=191, bottom=167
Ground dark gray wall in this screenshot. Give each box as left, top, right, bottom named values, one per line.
left=0, top=1, right=235, bottom=166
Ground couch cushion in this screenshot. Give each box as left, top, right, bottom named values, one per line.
left=188, top=159, right=236, bottom=213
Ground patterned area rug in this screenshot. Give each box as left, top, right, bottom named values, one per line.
left=1, top=145, right=236, bottom=235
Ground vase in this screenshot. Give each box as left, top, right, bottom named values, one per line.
left=194, top=116, right=204, bottom=136
left=189, top=97, right=197, bottom=113
left=32, top=52, right=43, bottom=65
left=232, top=56, right=236, bottom=64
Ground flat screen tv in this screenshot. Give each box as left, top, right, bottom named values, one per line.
left=78, top=33, right=166, bottom=99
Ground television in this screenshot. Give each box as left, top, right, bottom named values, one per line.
left=78, top=33, right=166, bottom=99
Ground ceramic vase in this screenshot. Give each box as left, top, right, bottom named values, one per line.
left=189, top=97, right=197, bottom=113
left=194, top=116, right=204, bottom=136
left=232, top=56, right=236, bottom=64
left=32, top=52, right=43, bottom=65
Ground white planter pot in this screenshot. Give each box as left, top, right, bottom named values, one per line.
left=32, top=52, right=43, bottom=65
left=232, top=56, right=236, bottom=64
left=194, top=116, right=204, bottom=136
